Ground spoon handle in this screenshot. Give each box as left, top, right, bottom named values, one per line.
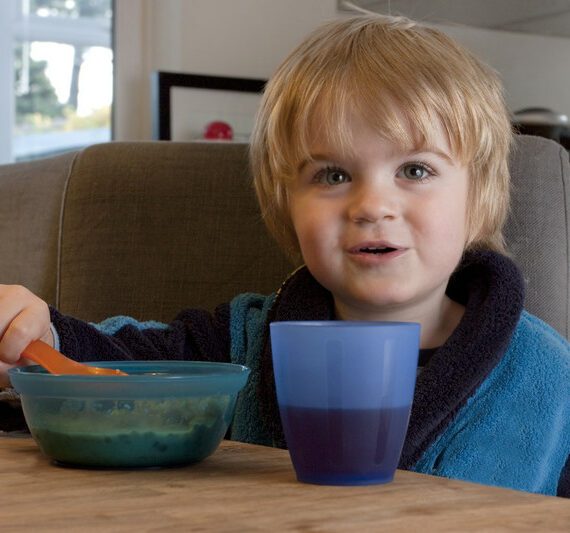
left=21, top=340, right=127, bottom=376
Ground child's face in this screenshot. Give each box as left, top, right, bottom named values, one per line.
left=289, top=113, right=469, bottom=321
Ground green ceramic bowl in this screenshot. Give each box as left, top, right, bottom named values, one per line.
left=9, top=361, right=250, bottom=468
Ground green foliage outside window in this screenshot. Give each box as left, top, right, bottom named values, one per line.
left=14, top=46, right=66, bottom=122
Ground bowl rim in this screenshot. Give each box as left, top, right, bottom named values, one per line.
left=8, top=360, right=250, bottom=383
left=8, top=360, right=251, bottom=398
left=8, top=360, right=250, bottom=384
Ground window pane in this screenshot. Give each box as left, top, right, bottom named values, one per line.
left=7, top=0, right=113, bottom=162
left=30, top=0, right=113, bottom=20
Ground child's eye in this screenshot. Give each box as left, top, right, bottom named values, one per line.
left=313, top=166, right=351, bottom=186
left=398, top=162, right=435, bottom=182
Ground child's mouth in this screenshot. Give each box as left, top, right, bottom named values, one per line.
left=348, top=242, right=405, bottom=262
left=359, top=246, right=398, bottom=255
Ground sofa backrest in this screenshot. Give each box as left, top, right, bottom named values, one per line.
left=57, top=141, right=294, bottom=322
left=505, top=135, right=569, bottom=337
left=0, top=151, right=75, bottom=305
left=0, top=136, right=568, bottom=337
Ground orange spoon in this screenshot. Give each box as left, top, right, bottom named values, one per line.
left=21, top=340, right=127, bottom=376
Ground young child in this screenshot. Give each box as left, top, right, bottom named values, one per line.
left=0, top=14, right=569, bottom=497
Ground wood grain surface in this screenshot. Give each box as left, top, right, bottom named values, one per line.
left=1, top=436, right=569, bottom=531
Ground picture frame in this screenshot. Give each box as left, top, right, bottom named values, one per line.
left=151, top=71, right=266, bottom=141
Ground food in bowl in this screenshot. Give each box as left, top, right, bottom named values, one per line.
left=9, top=361, right=250, bottom=468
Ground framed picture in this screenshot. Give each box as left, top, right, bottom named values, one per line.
left=151, top=71, right=266, bottom=142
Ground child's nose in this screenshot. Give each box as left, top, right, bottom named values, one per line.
left=347, top=181, right=399, bottom=223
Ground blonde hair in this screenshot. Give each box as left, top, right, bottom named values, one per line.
left=250, top=14, right=513, bottom=261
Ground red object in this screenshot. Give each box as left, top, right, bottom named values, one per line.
left=203, top=121, right=233, bottom=140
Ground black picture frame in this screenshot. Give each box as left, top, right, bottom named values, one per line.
left=151, top=71, right=266, bottom=141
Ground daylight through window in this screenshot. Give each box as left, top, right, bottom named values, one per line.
left=0, top=0, right=113, bottom=163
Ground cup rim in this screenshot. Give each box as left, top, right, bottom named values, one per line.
left=270, top=320, right=420, bottom=328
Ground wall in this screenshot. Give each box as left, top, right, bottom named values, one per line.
left=114, top=0, right=570, bottom=140
left=114, top=0, right=339, bottom=140
left=439, top=22, right=570, bottom=116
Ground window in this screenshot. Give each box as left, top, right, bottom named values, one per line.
left=0, top=0, right=113, bottom=163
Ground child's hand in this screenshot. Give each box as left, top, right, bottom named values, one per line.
left=0, top=285, right=53, bottom=388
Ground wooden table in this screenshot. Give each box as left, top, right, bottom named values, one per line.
left=1, top=436, right=569, bottom=531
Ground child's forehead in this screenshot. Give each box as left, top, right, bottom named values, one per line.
left=302, top=108, right=457, bottom=162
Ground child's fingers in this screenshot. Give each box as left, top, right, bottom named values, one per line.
left=0, top=285, right=30, bottom=338
left=0, top=286, right=50, bottom=364
left=0, top=284, right=45, bottom=334
left=0, top=358, right=35, bottom=389
left=0, top=361, right=16, bottom=388
left=0, top=306, right=50, bottom=364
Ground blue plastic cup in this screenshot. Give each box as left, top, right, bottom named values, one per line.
left=270, top=321, right=420, bottom=486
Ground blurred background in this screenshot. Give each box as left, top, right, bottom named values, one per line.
left=1, top=0, right=569, bottom=164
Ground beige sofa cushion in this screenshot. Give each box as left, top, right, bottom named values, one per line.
left=0, top=152, right=76, bottom=305
left=57, top=141, right=294, bottom=322
left=505, top=135, right=569, bottom=337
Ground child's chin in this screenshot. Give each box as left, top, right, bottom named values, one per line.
left=334, top=291, right=419, bottom=319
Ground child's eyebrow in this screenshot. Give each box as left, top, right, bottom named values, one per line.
left=297, top=154, right=334, bottom=172
left=298, top=148, right=455, bottom=171
left=410, top=147, right=454, bottom=165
